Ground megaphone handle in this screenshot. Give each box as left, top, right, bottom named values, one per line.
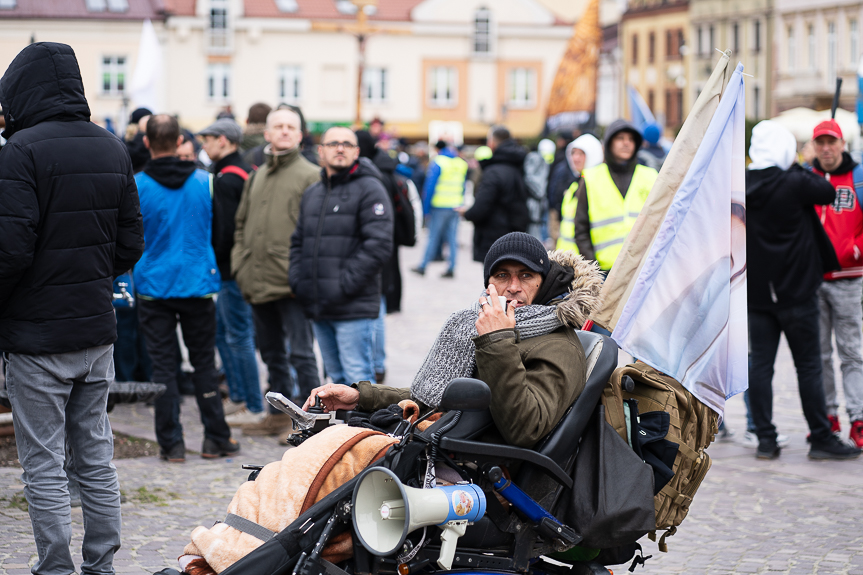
left=436, top=521, right=468, bottom=570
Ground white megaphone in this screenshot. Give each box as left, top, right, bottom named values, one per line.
left=352, top=467, right=486, bottom=570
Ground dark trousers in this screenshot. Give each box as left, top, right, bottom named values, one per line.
left=748, top=294, right=833, bottom=444
left=138, top=297, right=230, bottom=450
left=252, top=297, right=319, bottom=411
left=113, top=305, right=152, bottom=382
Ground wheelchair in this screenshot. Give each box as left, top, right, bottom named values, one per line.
left=159, top=332, right=647, bottom=575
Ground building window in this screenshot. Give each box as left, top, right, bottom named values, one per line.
left=851, top=19, right=859, bottom=65
left=278, top=65, right=302, bottom=103
left=428, top=66, right=457, bottom=107
left=709, top=25, right=715, bottom=54
left=275, top=0, right=298, bottom=12
left=697, top=26, right=703, bottom=56
left=754, top=85, right=760, bottom=119
left=648, top=89, right=654, bottom=111
left=809, top=24, right=816, bottom=70
left=828, top=21, right=837, bottom=84
left=100, top=55, right=126, bottom=95
left=788, top=25, right=795, bottom=70
left=363, top=67, right=388, bottom=103
left=207, top=63, right=230, bottom=101
left=648, top=31, right=655, bottom=63
left=507, top=67, right=536, bottom=108
left=754, top=20, right=761, bottom=52
left=631, top=33, right=639, bottom=64
left=0, top=0, right=16, bottom=7
left=473, top=7, right=492, bottom=54
left=732, top=22, right=739, bottom=54
left=209, top=0, right=229, bottom=50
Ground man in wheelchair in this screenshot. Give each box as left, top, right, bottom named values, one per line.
left=167, top=233, right=649, bottom=575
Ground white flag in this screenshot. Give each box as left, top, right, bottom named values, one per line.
left=130, top=19, right=162, bottom=112
left=612, top=63, right=748, bottom=420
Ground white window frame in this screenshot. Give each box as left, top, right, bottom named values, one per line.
left=100, top=55, right=127, bottom=96
left=278, top=65, right=302, bottom=104
left=808, top=24, right=816, bottom=70
left=362, top=67, right=388, bottom=103
left=828, top=21, right=837, bottom=84
left=851, top=19, right=859, bottom=67
left=428, top=66, right=458, bottom=108
left=473, top=7, right=492, bottom=55
left=788, top=25, right=795, bottom=70
left=207, top=63, right=231, bottom=102
left=208, top=0, right=231, bottom=52
left=507, top=67, right=536, bottom=109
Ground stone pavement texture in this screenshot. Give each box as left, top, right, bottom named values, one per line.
left=1, top=225, right=862, bottom=574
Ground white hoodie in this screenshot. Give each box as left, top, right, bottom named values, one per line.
left=565, top=134, right=604, bottom=175
left=748, top=120, right=798, bottom=171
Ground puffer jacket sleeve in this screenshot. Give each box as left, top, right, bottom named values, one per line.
left=289, top=189, right=308, bottom=292
left=0, top=143, right=39, bottom=307
left=340, top=177, right=394, bottom=297
left=113, top=164, right=145, bottom=277
left=464, top=165, right=500, bottom=224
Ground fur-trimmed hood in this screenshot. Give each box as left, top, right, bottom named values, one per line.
left=547, top=250, right=604, bottom=329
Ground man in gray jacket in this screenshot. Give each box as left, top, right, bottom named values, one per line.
left=232, top=108, right=321, bottom=438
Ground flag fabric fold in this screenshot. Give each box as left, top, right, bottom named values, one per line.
left=610, top=61, right=748, bottom=420
left=627, top=85, right=656, bottom=131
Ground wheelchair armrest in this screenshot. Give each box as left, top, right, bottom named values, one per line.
left=438, top=437, right=573, bottom=489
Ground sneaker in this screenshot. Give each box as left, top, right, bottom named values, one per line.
left=375, top=370, right=386, bottom=384
left=850, top=420, right=863, bottom=448
left=743, top=430, right=790, bottom=448
left=225, top=409, right=267, bottom=427
left=756, top=438, right=781, bottom=460
left=441, top=270, right=455, bottom=279
left=242, top=412, right=294, bottom=436
left=222, top=398, right=246, bottom=416
left=159, top=441, right=186, bottom=463
left=808, top=434, right=862, bottom=460
left=716, top=426, right=736, bottom=442
left=201, top=437, right=240, bottom=459
left=410, top=267, right=425, bottom=276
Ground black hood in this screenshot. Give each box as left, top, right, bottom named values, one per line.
left=813, top=151, right=858, bottom=176
left=143, top=156, right=199, bottom=190
left=603, top=119, right=642, bottom=171
left=0, top=42, right=90, bottom=140
left=323, top=156, right=385, bottom=187
left=371, top=148, right=398, bottom=175
left=746, top=165, right=793, bottom=210
left=480, top=139, right=527, bottom=172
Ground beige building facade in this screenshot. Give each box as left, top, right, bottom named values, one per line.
left=773, top=0, right=863, bottom=113
left=689, top=0, right=772, bottom=120
left=620, top=0, right=692, bottom=136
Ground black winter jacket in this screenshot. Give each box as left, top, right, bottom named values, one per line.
left=0, top=42, right=145, bottom=354
left=211, top=151, right=251, bottom=279
left=289, top=158, right=394, bottom=321
left=746, top=164, right=838, bottom=310
left=464, top=139, right=530, bottom=262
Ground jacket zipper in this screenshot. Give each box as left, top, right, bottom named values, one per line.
left=312, top=176, right=332, bottom=315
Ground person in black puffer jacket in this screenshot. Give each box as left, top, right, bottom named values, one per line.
left=0, top=42, right=144, bottom=575
left=290, top=127, right=393, bottom=386
left=464, top=126, right=530, bottom=263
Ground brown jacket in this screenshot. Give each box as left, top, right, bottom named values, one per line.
left=231, top=146, right=320, bottom=304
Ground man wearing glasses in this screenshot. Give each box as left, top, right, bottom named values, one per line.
left=290, top=128, right=394, bottom=387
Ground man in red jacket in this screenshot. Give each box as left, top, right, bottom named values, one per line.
left=811, top=119, right=863, bottom=447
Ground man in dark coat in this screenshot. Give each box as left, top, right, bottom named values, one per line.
left=0, top=42, right=145, bottom=575
left=464, top=125, right=530, bottom=262
left=746, top=120, right=860, bottom=461
left=290, top=127, right=393, bottom=386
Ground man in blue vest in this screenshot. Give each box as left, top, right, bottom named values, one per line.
left=411, top=140, right=469, bottom=278
left=134, top=114, right=239, bottom=463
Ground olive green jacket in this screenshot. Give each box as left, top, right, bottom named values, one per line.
left=356, top=325, right=586, bottom=449
left=231, top=146, right=320, bottom=305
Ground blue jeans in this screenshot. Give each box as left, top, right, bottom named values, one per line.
left=373, top=296, right=386, bottom=374
left=252, top=297, right=319, bottom=409
left=313, top=318, right=376, bottom=385
left=216, top=280, right=263, bottom=413
left=419, top=208, right=459, bottom=272
left=5, top=345, right=122, bottom=575
left=748, top=294, right=833, bottom=444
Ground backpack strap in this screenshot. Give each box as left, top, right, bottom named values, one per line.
left=220, top=164, right=250, bottom=181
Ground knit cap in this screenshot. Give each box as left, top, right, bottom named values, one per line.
left=483, top=232, right=550, bottom=283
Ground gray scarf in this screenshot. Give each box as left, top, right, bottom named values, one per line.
left=410, top=298, right=562, bottom=407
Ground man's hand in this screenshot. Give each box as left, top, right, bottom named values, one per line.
left=302, top=383, right=360, bottom=412
left=476, top=283, right=515, bottom=335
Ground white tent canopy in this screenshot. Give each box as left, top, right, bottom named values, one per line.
left=770, top=107, right=861, bottom=150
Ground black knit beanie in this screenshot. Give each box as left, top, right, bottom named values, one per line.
left=483, top=232, right=551, bottom=284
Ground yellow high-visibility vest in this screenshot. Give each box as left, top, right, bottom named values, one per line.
left=583, top=163, right=656, bottom=270
left=556, top=180, right=580, bottom=253
left=431, top=155, right=468, bottom=208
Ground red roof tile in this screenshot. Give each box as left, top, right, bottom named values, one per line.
left=0, top=0, right=167, bottom=20
left=243, top=0, right=424, bottom=21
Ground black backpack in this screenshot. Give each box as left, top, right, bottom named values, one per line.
left=392, top=174, right=417, bottom=247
